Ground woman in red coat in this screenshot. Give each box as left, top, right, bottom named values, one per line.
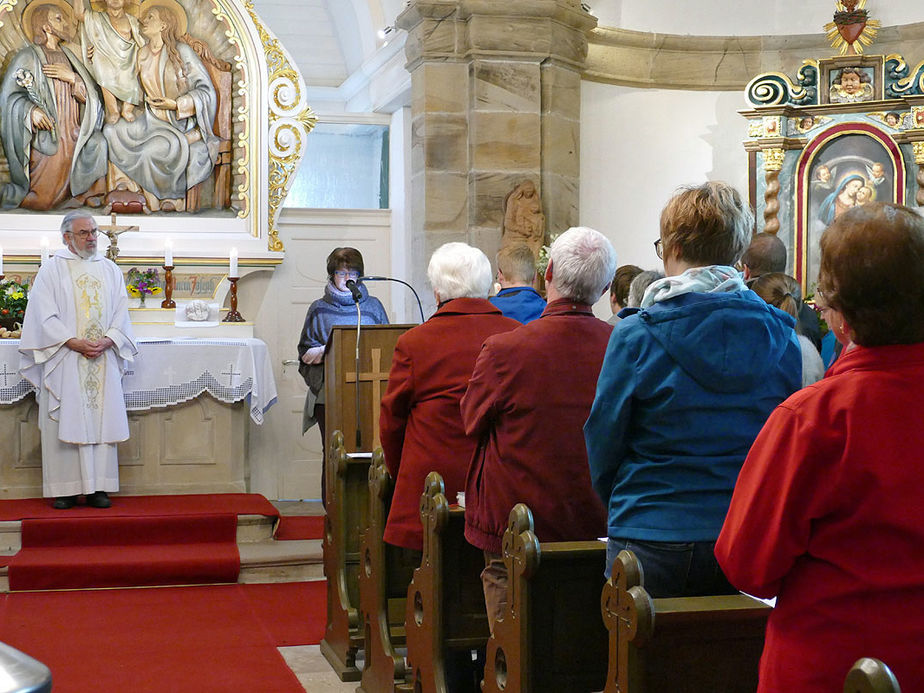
left=716, top=203, right=924, bottom=692
left=379, top=242, right=520, bottom=551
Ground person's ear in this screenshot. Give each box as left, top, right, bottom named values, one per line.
left=544, top=259, right=553, bottom=284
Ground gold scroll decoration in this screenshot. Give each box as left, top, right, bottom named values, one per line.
left=762, top=148, right=785, bottom=235
left=913, top=142, right=924, bottom=207
left=245, top=0, right=317, bottom=252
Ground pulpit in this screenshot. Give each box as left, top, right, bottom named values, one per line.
left=323, top=325, right=412, bottom=455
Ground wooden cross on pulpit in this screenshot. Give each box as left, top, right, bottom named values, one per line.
left=100, top=213, right=139, bottom=261
left=345, top=347, right=390, bottom=450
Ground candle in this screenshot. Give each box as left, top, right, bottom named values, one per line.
left=165, top=239, right=173, bottom=267
left=40, top=237, right=49, bottom=265
left=229, top=247, right=238, bottom=277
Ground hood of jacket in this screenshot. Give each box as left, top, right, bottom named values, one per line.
left=638, top=290, right=797, bottom=394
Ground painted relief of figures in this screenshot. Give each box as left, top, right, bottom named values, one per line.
left=0, top=0, right=235, bottom=214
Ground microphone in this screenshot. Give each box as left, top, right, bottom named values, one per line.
left=345, top=279, right=362, bottom=303
left=359, top=276, right=425, bottom=323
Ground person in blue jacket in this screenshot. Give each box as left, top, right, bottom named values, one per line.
left=489, top=243, right=546, bottom=323
left=584, top=182, right=802, bottom=597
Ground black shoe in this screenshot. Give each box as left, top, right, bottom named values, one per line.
left=86, top=491, right=111, bottom=509
left=53, top=495, right=78, bottom=509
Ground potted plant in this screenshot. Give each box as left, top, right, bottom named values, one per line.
left=0, top=278, right=28, bottom=333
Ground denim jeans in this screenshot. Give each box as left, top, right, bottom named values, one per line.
left=605, top=537, right=736, bottom=599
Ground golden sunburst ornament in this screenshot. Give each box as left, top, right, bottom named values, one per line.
left=824, top=0, right=880, bottom=55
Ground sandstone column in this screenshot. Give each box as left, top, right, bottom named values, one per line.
left=397, top=0, right=597, bottom=312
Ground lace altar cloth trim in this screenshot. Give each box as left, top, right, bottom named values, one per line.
left=0, top=338, right=277, bottom=424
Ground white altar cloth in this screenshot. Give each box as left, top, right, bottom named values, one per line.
left=0, top=338, right=277, bottom=424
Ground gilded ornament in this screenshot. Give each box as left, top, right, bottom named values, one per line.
left=913, top=142, right=924, bottom=165
left=762, top=148, right=785, bottom=172
left=244, top=0, right=316, bottom=253
left=824, top=0, right=880, bottom=56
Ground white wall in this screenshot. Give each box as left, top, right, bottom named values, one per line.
left=591, top=0, right=923, bottom=35
left=580, top=82, right=748, bottom=316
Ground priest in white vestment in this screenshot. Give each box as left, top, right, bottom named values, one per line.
left=19, top=211, right=137, bottom=509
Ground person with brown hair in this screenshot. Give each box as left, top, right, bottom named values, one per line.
left=751, top=272, right=824, bottom=387
left=489, top=243, right=546, bottom=323
left=297, top=247, right=388, bottom=499
left=586, top=182, right=801, bottom=597
left=717, top=202, right=924, bottom=692
left=608, top=264, right=642, bottom=324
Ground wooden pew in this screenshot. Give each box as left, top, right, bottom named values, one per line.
left=844, top=658, right=901, bottom=693
left=356, top=451, right=418, bottom=693
left=482, top=503, right=609, bottom=693
left=405, top=472, right=491, bottom=693
left=320, top=431, right=372, bottom=681
left=602, top=549, right=771, bottom=693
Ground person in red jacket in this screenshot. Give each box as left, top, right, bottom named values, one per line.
left=462, top=226, right=617, bottom=632
left=716, top=202, right=924, bottom=692
left=379, top=242, right=519, bottom=552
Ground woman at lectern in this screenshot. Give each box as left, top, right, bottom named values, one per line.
left=298, top=247, right=388, bottom=500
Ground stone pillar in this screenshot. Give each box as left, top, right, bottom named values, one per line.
left=398, top=0, right=597, bottom=313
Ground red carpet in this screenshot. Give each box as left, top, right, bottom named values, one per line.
left=274, top=514, right=325, bottom=541
left=0, top=580, right=326, bottom=692
left=0, top=493, right=280, bottom=521
left=9, top=514, right=240, bottom=591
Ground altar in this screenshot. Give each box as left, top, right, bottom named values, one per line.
left=0, top=338, right=277, bottom=499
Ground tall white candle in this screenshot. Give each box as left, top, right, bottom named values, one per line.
left=0, top=244, right=4, bottom=276
left=230, top=247, right=239, bottom=277
left=40, top=237, right=49, bottom=264
left=165, top=239, right=174, bottom=267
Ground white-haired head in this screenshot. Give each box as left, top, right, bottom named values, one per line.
left=427, top=242, right=493, bottom=301
left=548, top=226, right=617, bottom=304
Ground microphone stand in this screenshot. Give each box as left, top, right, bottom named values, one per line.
left=353, top=298, right=362, bottom=449
left=359, top=276, right=425, bottom=323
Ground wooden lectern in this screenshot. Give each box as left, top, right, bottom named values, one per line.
left=320, top=324, right=410, bottom=681
left=324, top=324, right=412, bottom=455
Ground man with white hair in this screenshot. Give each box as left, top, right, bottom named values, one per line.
left=19, top=211, right=137, bottom=508
left=461, top=226, right=617, bottom=632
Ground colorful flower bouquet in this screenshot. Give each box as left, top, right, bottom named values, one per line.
left=126, top=267, right=162, bottom=307
left=0, top=278, right=28, bottom=335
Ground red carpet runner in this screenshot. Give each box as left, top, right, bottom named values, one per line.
left=0, top=581, right=326, bottom=692
left=10, top=514, right=240, bottom=590
left=1, top=494, right=280, bottom=591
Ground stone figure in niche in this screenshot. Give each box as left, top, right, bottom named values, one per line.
left=829, top=67, right=873, bottom=104
left=501, top=180, right=546, bottom=261
left=102, top=0, right=220, bottom=212
left=73, top=0, right=144, bottom=125
left=0, top=1, right=108, bottom=210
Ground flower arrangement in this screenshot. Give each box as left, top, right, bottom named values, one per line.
left=126, top=267, right=162, bottom=306
left=0, top=278, right=28, bottom=335
left=536, top=232, right=561, bottom=277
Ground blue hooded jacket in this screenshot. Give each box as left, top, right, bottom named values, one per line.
left=584, top=290, right=801, bottom=542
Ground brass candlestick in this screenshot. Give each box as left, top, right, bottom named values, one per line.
left=161, top=266, right=176, bottom=309
left=222, top=277, right=245, bottom=322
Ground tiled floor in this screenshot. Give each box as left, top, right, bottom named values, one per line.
left=279, top=645, right=362, bottom=692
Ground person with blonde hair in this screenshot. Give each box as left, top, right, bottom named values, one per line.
left=751, top=273, right=824, bottom=387
left=586, top=182, right=801, bottom=596
left=489, top=243, right=546, bottom=323
left=717, top=202, right=924, bottom=692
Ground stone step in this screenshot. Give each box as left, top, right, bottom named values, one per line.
left=0, top=514, right=324, bottom=592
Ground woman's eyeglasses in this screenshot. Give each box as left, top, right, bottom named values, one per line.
left=334, top=270, right=360, bottom=280
left=653, top=239, right=663, bottom=259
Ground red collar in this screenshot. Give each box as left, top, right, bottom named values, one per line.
left=539, top=297, right=595, bottom=318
